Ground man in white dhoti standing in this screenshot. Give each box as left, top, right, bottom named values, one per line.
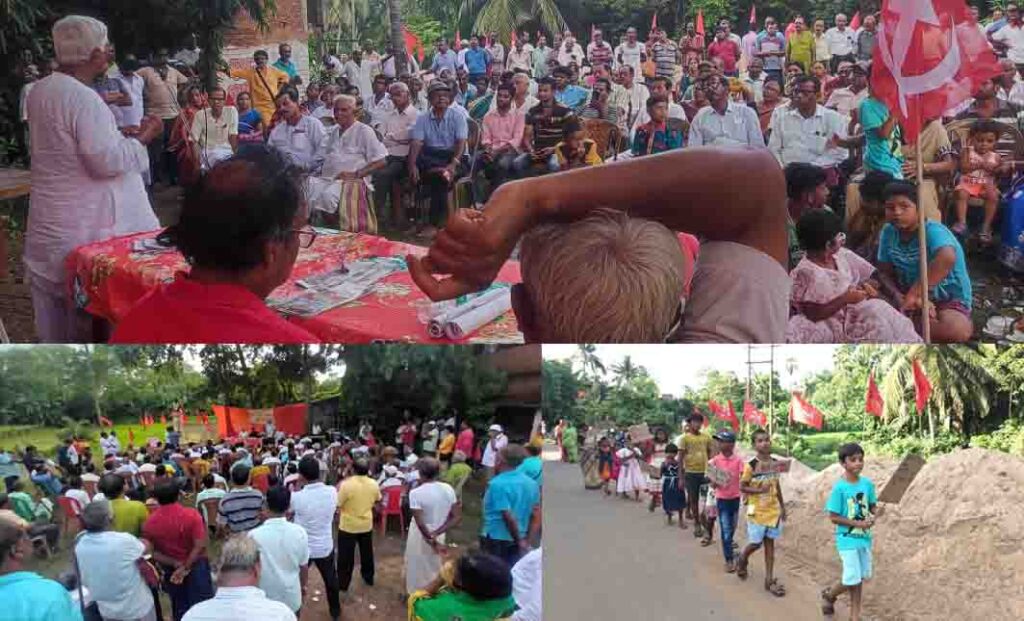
left=404, top=457, right=460, bottom=595
left=26, top=15, right=162, bottom=342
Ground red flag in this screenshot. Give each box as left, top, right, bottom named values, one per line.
left=724, top=401, right=740, bottom=432
left=865, top=373, right=885, bottom=417
left=181, top=414, right=189, bottom=425
left=912, top=359, right=933, bottom=413
left=651, top=13, right=658, bottom=32
left=742, top=400, right=767, bottom=426
left=707, top=399, right=725, bottom=418
left=789, top=392, right=824, bottom=430
left=128, top=428, right=135, bottom=444
left=403, top=26, right=426, bottom=63
left=160, top=414, right=167, bottom=425
left=871, top=0, right=1001, bottom=142
left=750, top=6, right=757, bottom=26
left=98, top=416, right=113, bottom=427
left=850, top=12, right=862, bottom=30
left=696, top=10, right=706, bottom=36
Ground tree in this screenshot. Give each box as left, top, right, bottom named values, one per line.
left=387, top=0, right=408, bottom=75
left=184, top=0, right=276, bottom=91
left=574, top=344, right=606, bottom=382
left=611, top=355, right=642, bottom=386
left=459, top=0, right=568, bottom=39
left=542, top=359, right=582, bottom=425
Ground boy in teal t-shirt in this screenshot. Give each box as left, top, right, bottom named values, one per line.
left=821, top=442, right=882, bottom=621
left=859, top=94, right=904, bottom=179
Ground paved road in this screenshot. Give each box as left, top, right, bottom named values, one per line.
left=543, top=456, right=821, bottom=621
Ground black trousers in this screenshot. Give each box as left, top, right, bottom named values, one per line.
left=312, top=553, right=341, bottom=619
left=337, top=530, right=374, bottom=590
left=148, top=118, right=178, bottom=185
left=370, top=155, right=408, bottom=225
left=479, top=536, right=521, bottom=569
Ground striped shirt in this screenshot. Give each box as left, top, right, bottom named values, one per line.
left=525, top=102, right=574, bottom=150
left=217, top=487, right=265, bottom=533
left=650, top=42, right=679, bottom=79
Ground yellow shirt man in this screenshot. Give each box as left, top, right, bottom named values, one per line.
left=111, top=497, right=150, bottom=538
left=229, top=65, right=289, bottom=125
left=337, top=474, right=382, bottom=534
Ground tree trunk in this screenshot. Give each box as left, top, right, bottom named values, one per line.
left=387, top=0, right=408, bottom=76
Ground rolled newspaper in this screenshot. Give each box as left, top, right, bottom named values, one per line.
left=443, top=288, right=512, bottom=340
left=427, top=287, right=509, bottom=339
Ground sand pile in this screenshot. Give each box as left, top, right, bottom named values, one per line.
left=778, top=448, right=1024, bottom=620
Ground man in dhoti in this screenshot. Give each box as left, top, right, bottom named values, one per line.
left=26, top=15, right=163, bottom=342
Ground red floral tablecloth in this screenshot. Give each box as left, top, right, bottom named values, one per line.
left=66, top=230, right=523, bottom=343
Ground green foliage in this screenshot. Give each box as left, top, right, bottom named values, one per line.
left=541, top=359, right=582, bottom=425
left=860, top=426, right=965, bottom=459
left=971, top=419, right=1024, bottom=455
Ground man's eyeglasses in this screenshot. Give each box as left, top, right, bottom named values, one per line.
left=291, top=226, right=318, bottom=248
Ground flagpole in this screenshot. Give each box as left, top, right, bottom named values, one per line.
left=916, top=126, right=931, bottom=343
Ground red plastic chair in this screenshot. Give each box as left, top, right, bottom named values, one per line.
left=55, top=496, right=82, bottom=535
left=377, top=486, right=404, bottom=537
left=252, top=473, right=270, bottom=493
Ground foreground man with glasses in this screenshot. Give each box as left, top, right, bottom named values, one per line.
left=111, top=147, right=319, bottom=343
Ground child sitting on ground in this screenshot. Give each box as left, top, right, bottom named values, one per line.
left=876, top=181, right=974, bottom=343
left=735, top=429, right=787, bottom=597
left=821, top=443, right=883, bottom=621
left=552, top=118, right=602, bottom=170
left=787, top=209, right=921, bottom=343
left=785, top=162, right=833, bottom=270
left=953, top=119, right=1009, bottom=243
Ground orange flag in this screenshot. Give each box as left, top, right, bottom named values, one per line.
left=865, top=373, right=885, bottom=417
left=160, top=414, right=167, bottom=425
left=912, top=359, right=933, bottom=413
left=696, top=10, right=706, bottom=36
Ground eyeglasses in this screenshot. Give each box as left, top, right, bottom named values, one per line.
left=291, top=226, right=318, bottom=248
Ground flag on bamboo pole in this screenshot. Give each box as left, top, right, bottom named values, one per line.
left=724, top=401, right=740, bottom=432
left=181, top=413, right=189, bottom=425
left=870, top=0, right=1001, bottom=142
left=750, top=6, right=757, bottom=26
left=789, top=392, right=824, bottom=430
left=696, top=10, right=706, bottom=36
left=912, top=358, right=932, bottom=413
left=850, top=12, right=862, bottom=30
left=866, top=373, right=885, bottom=417
left=403, top=25, right=425, bottom=62
left=651, top=13, right=658, bottom=32
left=743, top=400, right=767, bottom=426
left=160, top=414, right=167, bottom=425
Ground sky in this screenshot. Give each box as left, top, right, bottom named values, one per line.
left=543, top=345, right=838, bottom=395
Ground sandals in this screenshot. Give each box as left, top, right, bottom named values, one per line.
left=725, top=560, right=736, bottom=574
left=821, top=587, right=837, bottom=614
left=735, top=556, right=748, bottom=580
left=765, top=578, right=787, bottom=597
left=951, top=222, right=967, bottom=236
left=700, top=536, right=713, bottom=547
left=980, top=228, right=994, bottom=244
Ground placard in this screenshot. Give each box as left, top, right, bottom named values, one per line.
left=628, top=422, right=653, bottom=444
left=706, top=462, right=733, bottom=487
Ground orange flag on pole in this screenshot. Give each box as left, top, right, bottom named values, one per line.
left=912, top=359, right=932, bottom=413
left=865, top=373, right=885, bottom=417
left=696, top=10, right=706, bottom=36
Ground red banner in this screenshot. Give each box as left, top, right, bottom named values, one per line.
left=913, top=359, right=933, bottom=413
left=742, top=400, right=767, bottom=426
left=789, top=392, right=824, bottom=430
left=866, top=373, right=885, bottom=417
left=724, top=400, right=740, bottom=432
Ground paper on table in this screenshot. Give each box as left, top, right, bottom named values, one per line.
left=427, top=287, right=509, bottom=338
left=271, top=257, right=405, bottom=317
left=443, top=288, right=512, bottom=340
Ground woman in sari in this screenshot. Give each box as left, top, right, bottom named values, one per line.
left=235, top=91, right=265, bottom=149
left=632, top=94, right=685, bottom=157
left=306, top=94, right=388, bottom=232
left=408, top=551, right=517, bottom=621
left=561, top=422, right=578, bottom=463
left=170, top=85, right=205, bottom=186
left=757, top=79, right=787, bottom=143
left=579, top=426, right=603, bottom=489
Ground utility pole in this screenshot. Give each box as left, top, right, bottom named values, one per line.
left=745, top=345, right=777, bottom=436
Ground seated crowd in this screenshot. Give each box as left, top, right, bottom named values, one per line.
left=0, top=421, right=542, bottom=621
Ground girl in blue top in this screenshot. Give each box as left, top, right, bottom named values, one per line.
left=876, top=181, right=973, bottom=342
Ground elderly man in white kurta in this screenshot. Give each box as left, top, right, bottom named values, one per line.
left=26, top=15, right=163, bottom=342
left=306, top=95, right=388, bottom=232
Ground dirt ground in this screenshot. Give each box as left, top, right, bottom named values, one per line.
left=23, top=472, right=489, bottom=621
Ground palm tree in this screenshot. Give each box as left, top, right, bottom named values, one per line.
left=574, top=344, right=605, bottom=381
left=457, top=0, right=568, bottom=39
left=185, top=0, right=275, bottom=91
left=386, top=0, right=408, bottom=75
left=878, top=345, right=998, bottom=440
left=612, top=356, right=640, bottom=387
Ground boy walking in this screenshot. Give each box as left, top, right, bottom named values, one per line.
left=821, top=443, right=881, bottom=621
left=735, top=429, right=787, bottom=597
left=678, top=413, right=712, bottom=535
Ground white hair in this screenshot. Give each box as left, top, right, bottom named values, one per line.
left=332, top=94, right=357, bottom=108
left=52, top=15, right=109, bottom=65
left=388, top=81, right=409, bottom=95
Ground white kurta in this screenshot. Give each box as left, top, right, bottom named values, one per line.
left=306, top=121, right=388, bottom=214
left=404, top=481, right=457, bottom=593
left=25, top=72, right=157, bottom=289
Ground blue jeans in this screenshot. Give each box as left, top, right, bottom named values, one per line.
left=717, top=497, right=741, bottom=563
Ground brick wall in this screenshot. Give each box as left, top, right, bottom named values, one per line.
left=222, top=0, right=310, bottom=96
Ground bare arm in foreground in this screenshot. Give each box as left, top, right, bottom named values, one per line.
left=408, top=147, right=789, bottom=300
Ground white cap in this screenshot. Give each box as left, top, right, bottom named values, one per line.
left=489, top=424, right=503, bottom=433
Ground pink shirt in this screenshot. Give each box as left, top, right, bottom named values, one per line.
left=708, top=453, right=744, bottom=500
left=481, top=108, right=525, bottom=152
left=455, top=428, right=475, bottom=455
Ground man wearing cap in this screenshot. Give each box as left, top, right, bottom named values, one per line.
left=408, top=80, right=468, bottom=234
left=707, top=430, right=745, bottom=572
left=481, top=424, right=508, bottom=481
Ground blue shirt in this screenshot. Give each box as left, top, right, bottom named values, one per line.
left=859, top=97, right=904, bottom=179
left=273, top=59, right=299, bottom=79
left=0, top=572, right=83, bottom=621
left=517, top=456, right=543, bottom=485
left=411, top=106, right=469, bottom=149
left=431, top=49, right=459, bottom=75
left=878, top=221, right=972, bottom=308
left=481, top=470, right=540, bottom=542
left=464, top=47, right=490, bottom=75
left=825, top=475, right=877, bottom=551
left=555, top=85, right=590, bottom=114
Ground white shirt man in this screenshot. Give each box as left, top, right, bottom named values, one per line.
left=100, top=435, right=119, bottom=456
left=26, top=67, right=158, bottom=342
left=556, top=41, right=585, bottom=67
left=181, top=585, right=295, bottom=621
left=825, top=85, right=868, bottom=118
left=615, top=38, right=647, bottom=75
left=481, top=427, right=508, bottom=469
left=376, top=103, right=418, bottom=158
left=114, top=70, right=144, bottom=127
left=250, top=515, right=310, bottom=613
left=75, top=528, right=156, bottom=621
left=190, top=105, right=238, bottom=169
left=767, top=102, right=849, bottom=168
left=382, top=53, right=419, bottom=78
left=306, top=118, right=387, bottom=215
left=994, top=21, right=1024, bottom=64
left=824, top=22, right=857, bottom=58
left=620, top=76, right=650, bottom=131
left=405, top=478, right=458, bottom=593
left=688, top=100, right=765, bottom=147
left=289, top=478, right=337, bottom=562
left=364, top=91, right=394, bottom=125
left=506, top=45, right=533, bottom=74
left=267, top=114, right=326, bottom=171
left=511, top=547, right=542, bottom=621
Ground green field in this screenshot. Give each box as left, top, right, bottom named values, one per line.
left=0, top=422, right=195, bottom=455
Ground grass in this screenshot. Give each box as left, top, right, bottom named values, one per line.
left=0, top=423, right=208, bottom=455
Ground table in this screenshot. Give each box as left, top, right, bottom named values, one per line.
left=0, top=168, right=31, bottom=201
left=66, top=230, right=523, bottom=343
